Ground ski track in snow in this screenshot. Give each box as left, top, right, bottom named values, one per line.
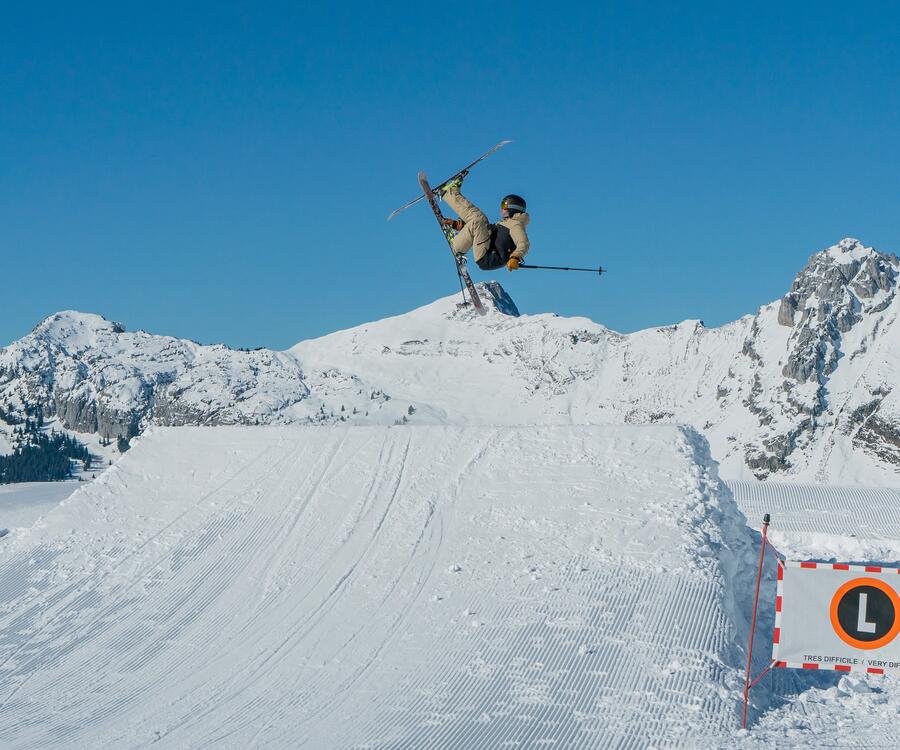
left=4, top=429, right=900, bottom=748
left=0, top=424, right=755, bottom=749
left=729, top=479, right=900, bottom=561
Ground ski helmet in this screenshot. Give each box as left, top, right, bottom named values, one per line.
left=500, top=194, right=526, bottom=215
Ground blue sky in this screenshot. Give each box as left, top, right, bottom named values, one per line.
left=2, top=2, right=899, bottom=349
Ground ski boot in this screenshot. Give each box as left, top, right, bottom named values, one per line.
left=437, top=170, right=468, bottom=197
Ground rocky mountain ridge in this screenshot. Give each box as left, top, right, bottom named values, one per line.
left=1, top=240, right=898, bottom=484
left=0, top=309, right=416, bottom=445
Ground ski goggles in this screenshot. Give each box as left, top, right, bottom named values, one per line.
left=500, top=198, right=526, bottom=213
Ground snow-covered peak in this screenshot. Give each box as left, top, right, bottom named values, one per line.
left=824, top=237, right=880, bottom=264
left=29, top=311, right=125, bottom=351
left=801, top=238, right=898, bottom=294
left=777, top=239, right=898, bottom=330
left=771, top=240, right=899, bottom=399
left=385, top=280, right=521, bottom=323
left=36, top=310, right=123, bottom=331
left=808, top=238, right=897, bottom=290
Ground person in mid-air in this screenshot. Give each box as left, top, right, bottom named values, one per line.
left=439, top=173, right=529, bottom=271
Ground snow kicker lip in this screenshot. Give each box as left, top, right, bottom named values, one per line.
left=0, top=424, right=750, bottom=749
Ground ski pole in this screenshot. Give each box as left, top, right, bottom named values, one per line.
left=518, top=264, right=605, bottom=275
left=742, top=513, right=771, bottom=730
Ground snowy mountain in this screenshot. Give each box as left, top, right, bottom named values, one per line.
left=1, top=238, right=898, bottom=483
left=291, top=238, right=900, bottom=483
left=0, top=311, right=414, bottom=442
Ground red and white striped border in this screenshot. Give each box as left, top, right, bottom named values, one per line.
left=772, top=660, right=886, bottom=675
left=771, top=559, right=898, bottom=675
left=772, top=560, right=784, bottom=659
left=781, top=561, right=900, bottom=574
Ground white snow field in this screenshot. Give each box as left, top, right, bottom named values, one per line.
left=730, top=479, right=900, bottom=562
left=0, top=481, right=80, bottom=530
left=0, top=424, right=758, bottom=749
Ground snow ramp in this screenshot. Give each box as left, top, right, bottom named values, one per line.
left=0, top=425, right=754, bottom=748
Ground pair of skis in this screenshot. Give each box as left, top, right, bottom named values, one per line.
left=386, top=140, right=511, bottom=221
left=416, top=171, right=484, bottom=314
left=389, top=140, right=512, bottom=316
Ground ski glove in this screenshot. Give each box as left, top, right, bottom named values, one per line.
left=441, top=218, right=465, bottom=232
left=506, top=256, right=521, bottom=271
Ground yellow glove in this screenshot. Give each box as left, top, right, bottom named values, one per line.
left=506, top=256, right=521, bottom=271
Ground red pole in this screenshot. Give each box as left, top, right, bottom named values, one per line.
left=749, top=659, right=777, bottom=690
left=742, top=513, right=771, bottom=729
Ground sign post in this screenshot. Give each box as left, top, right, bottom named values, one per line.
left=742, top=514, right=900, bottom=730
left=742, top=513, right=771, bottom=729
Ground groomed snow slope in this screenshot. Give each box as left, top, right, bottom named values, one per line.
left=0, top=425, right=754, bottom=748
left=730, top=480, right=900, bottom=563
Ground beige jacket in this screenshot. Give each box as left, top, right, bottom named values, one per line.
left=499, top=212, right=531, bottom=260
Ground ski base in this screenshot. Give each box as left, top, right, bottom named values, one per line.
left=418, top=172, right=486, bottom=315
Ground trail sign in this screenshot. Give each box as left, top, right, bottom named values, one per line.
left=774, top=561, right=900, bottom=675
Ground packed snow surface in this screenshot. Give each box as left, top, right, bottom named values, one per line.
left=0, top=424, right=755, bottom=748
left=730, top=479, right=900, bottom=562
left=0, top=481, right=79, bottom=529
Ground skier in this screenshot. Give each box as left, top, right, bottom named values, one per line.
left=439, top=175, right=530, bottom=271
